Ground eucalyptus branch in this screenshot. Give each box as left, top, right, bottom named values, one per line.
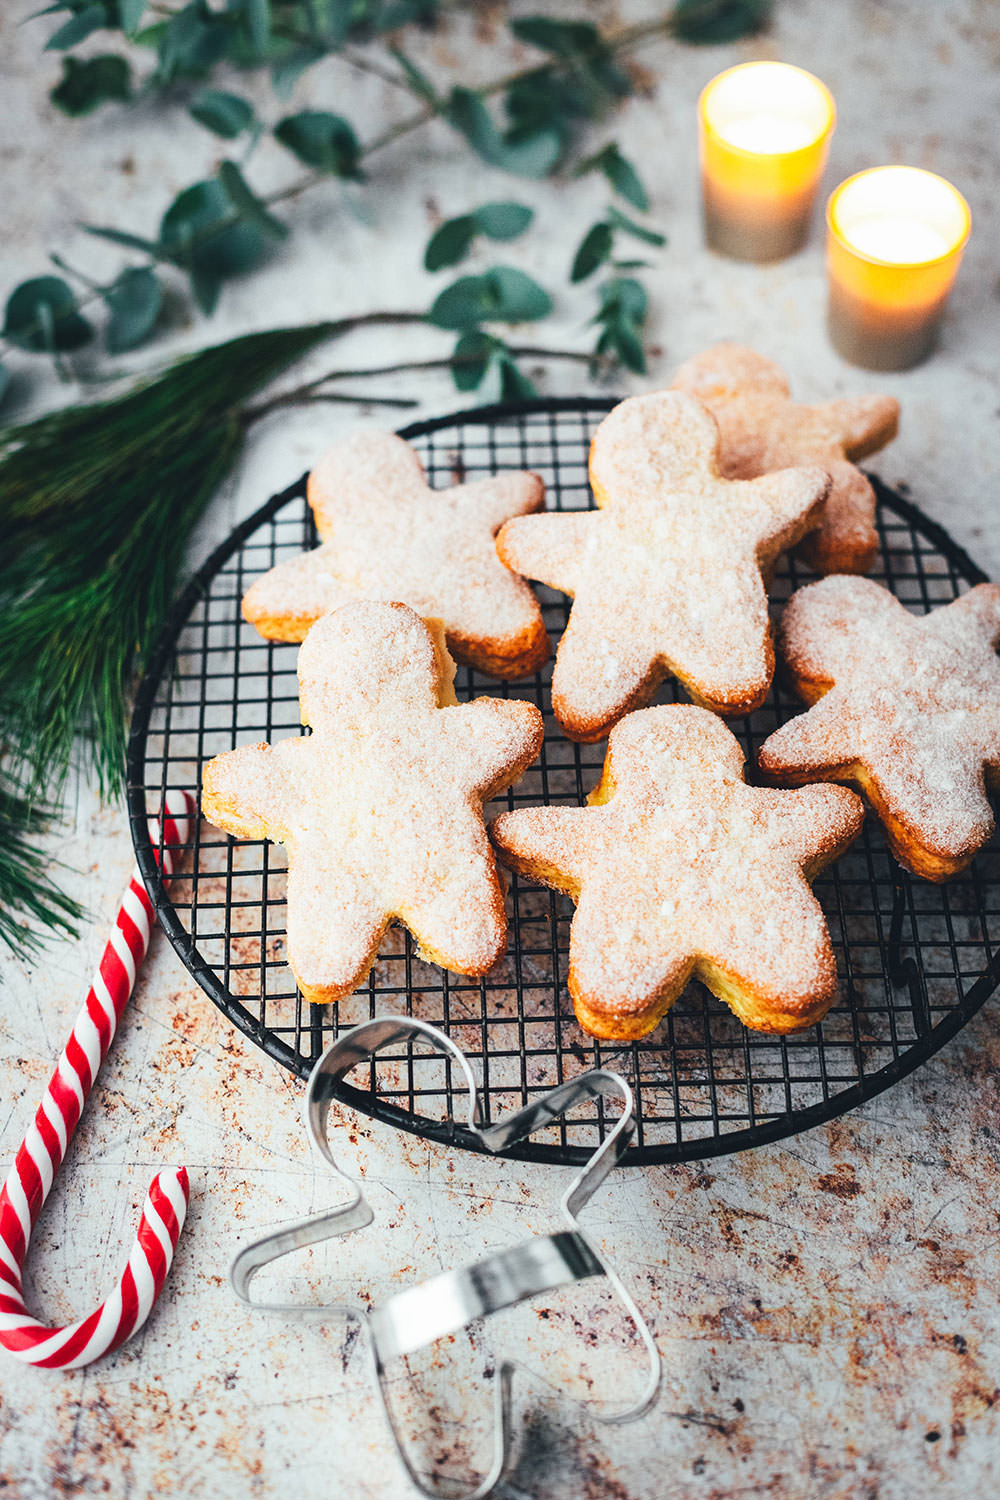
left=339, top=47, right=415, bottom=93
left=360, top=14, right=682, bottom=159
left=6, top=4, right=767, bottom=380
left=66, top=16, right=699, bottom=277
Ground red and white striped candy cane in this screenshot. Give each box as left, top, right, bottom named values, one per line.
left=0, top=789, right=195, bottom=1368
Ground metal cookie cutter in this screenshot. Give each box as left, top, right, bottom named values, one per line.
left=231, top=1016, right=662, bottom=1500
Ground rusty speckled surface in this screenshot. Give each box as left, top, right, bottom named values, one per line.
left=1, top=0, right=999, bottom=1496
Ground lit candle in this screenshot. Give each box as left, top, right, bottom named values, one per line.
left=699, top=62, right=835, bottom=262
left=826, top=166, right=971, bottom=370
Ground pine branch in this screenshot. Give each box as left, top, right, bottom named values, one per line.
left=0, top=787, right=83, bottom=960
left=0, top=314, right=422, bottom=798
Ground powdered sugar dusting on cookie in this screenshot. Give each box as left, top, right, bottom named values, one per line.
left=242, top=430, right=550, bottom=679
left=496, top=390, right=829, bottom=739
left=490, top=705, right=863, bottom=1037
left=670, top=342, right=899, bottom=575
left=202, top=601, right=544, bottom=1002
left=760, top=576, right=1000, bottom=876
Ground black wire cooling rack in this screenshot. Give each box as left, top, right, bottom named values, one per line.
left=127, top=398, right=1000, bottom=1166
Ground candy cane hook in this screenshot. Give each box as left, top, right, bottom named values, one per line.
left=0, top=790, right=195, bottom=1368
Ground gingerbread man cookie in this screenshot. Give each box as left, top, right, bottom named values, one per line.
left=758, top=577, right=1000, bottom=881
left=670, top=343, right=899, bottom=575
left=491, top=706, right=863, bottom=1039
left=495, top=391, right=830, bottom=740
left=243, top=431, right=550, bottom=679
left=202, top=602, right=544, bottom=1003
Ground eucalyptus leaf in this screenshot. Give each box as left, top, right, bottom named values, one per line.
left=450, top=330, right=497, bottom=391
left=491, top=127, right=563, bottom=180
left=3, top=276, right=92, bottom=353
left=576, top=143, right=649, bottom=211
left=445, top=87, right=499, bottom=156
left=447, top=88, right=561, bottom=179
left=274, top=111, right=363, bottom=177
left=159, top=179, right=271, bottom=277
left=497, top=354, right=538, bottom=400
left=389, top=46, right=438, bottom=106
left=596, top=275, right=648, bottom=324
left=670, top=0, right=772, bottom=44
left=480, top=265, right=553, bottom=322
left=571, top=221, right=612, bottom=282
left=606, top=205, right=666, bottom=247
left=473, top=202, right=534, bottom=240
left=599, top=319, right=646, bottom=373
left=510, top=17, right=600, bottom=56
left=50, top=54, right=130, bottom=116
left=591, top=274, right=648, bottom=373
left=425, top=203, right=533, bottom=272
left=134, top=20, right=166, bottom=49
left=428, top=275, right=486, bottom=330
left=219, top=161, right=288, bottom=241
left=424, top=216, right=476, bottom=272
left=602, top=147, right=649, bottom=211
left=380, top=0, right=439, bottom=25
left=503, top=71, right=570, bottom=140
left=190, top=89, right=254, bottom=138
left=320, top=0, right=355, bottom=46
left=505, top=66, right=626, bottom=171
left=155, top=3, right=232, bottom=81
left=244, top=0, right=271, bottom=52
left=429, top=266, right=552, bottom=329
left=508, top=14, right=630, bottom=117
left=271, top=43, right=324, bottom=97
left=104, top=266, right=162, bottom=353
left=190, top=265, right=222, bottom=316
left=45, top=4, right=106, bottom=50
left=119, top=0, right=146, bottom=37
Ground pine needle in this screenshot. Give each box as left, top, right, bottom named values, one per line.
left=0, top=787, right=83, bottom=959
left=0, top=322, right=338, bottom=798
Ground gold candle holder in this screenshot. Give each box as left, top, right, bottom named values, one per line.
left=826, top=166, right=971, bottom=370
left=699, top=62, right=835, bottom=262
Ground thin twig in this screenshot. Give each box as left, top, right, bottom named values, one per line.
left=269, top=18, right=415, bottom=92
left=314, top=347, right=600, bottom=380
left=254, top=390, right=418, bottom=411
left=243, top=345, right=606, bottom=423
left=0, top=307, right=427, bottom=392
left=341, top=47, right=414, bottom=92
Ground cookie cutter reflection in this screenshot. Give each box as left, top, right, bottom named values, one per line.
left=230, top=1016, right=661, bottom=1500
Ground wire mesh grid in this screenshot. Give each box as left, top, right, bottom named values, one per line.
left=128, top=398, right=1000, bottom=1165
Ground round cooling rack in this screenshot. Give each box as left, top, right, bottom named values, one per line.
left=127, top=397, right=1000, bottom=1167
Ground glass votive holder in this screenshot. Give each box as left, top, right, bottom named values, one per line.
left=699, top=61, right=836, bottom=262
left=826, top=166, right=971, bottom=371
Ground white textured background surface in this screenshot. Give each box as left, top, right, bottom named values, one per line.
left=1, top=2, right=999, bottom=1497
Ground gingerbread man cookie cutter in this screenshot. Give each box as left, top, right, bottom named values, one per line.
left=231, top=1016, right=661, bottom=1500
